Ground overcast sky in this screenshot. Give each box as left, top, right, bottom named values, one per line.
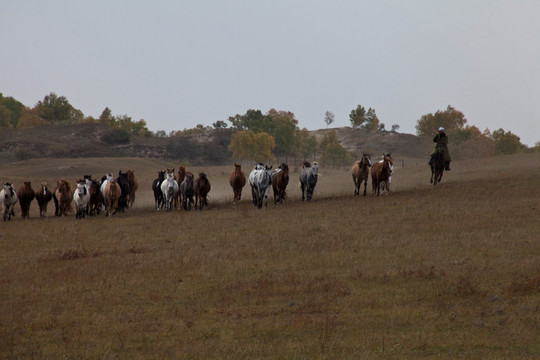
left=1, top=1, right=539, bottom=146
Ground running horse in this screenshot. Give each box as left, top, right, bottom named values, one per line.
left=35, top=182, right=53, bottom=218
left=17, top=181, right=35, bottom=219
left=161, top=168, right=179, bottom=211
left=229, top=163, right=246, bottom=204
left=53, top=179, right=72, bottom=216
left=248, top=163, right=273, bottom=209
left=194, top=172, right=211, bottom=210
left=371, top=153, right=393, bottom=196
left=352, top=153, right=372, bottom=196
left=104, top=178, right=122, bottom=217
left=126, top=170, right=138, bottom=208
left=300, top=161, right=319, bottom=201
left=1, top=183, right=18, bottom=221
left=430, top=146, right=445, bottom=185
left=272, top=163, right=289, bottom=204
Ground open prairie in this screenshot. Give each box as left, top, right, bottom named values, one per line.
left=1, top=153, right=539, bottom=359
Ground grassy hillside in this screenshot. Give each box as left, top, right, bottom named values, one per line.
left=0, top=153, right=539, bottom=359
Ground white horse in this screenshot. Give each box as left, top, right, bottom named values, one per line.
left=161, top=172, right=179, bottom=211
left=1, top=183, right=18, bottom=221
left=73, top=180, right=90, bottom=219
left=248, top=163, right=273, bottom=209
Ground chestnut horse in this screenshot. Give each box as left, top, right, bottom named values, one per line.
left=229, top=164, right=246, bottom=204
left=194, top=172, right=211, bottom=210
left=352, top=153, right=372, bottom=196
left=174, top=166, right=187, bottom=208
left=104, top=178, right=122, bottom=217
left=371, top=154, right=393, bottom=196
left=35, top=182, right=53, bottom=218
left=53, top=179, right=72, bottom=216
left=18, top=181, right=35, bottom=219
left=272, top=163, right=289, bottom=204
left=126, top=170, right=138, bottom=208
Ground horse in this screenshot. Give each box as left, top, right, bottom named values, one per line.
left=17, top=181, right=35, bottom=219
left=430, top=146, right=445, bottom=185
left=73, top=180, right=90, bottom=219
left=86, top=178, right=103, bottom=216
left=117, top=171, right=131, bottom=213
left=100, top=173, right=114, bottom=209
left=300, top=161, right=319, bottom=201
left=272, top=163, right=289, bottom=204
left=229, top=163, right=246, bottom=204
left=180, top=173, right=195, bottom=210
left=152, top=170, right=166, bottom=210
left=35, top=182, right=53, bottom=218
left=126, top=170, right=138, bottom=208
left=104, top=179, right=122, bottom=217
left=248, top=163, right=273, bottom=209
left=1, top=183, right=18, bottom=221
left=194, top=172, right=211, bottom=210
left=352, top=153, right=372, bottom=196
left=371, top=153, right=393, bottom=196
left=53, top=179, right=72, bottom=216
left=160, top=169, right=179, bottom=211
left=174, top=166, right=187, bottom=208
left=378, top=153, right=394, bottom=193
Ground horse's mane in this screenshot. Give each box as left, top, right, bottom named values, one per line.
left=303, top=161, right=311, bottom=168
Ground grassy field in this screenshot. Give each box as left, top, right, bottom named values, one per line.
left=0, top=153, right=539, bottom=359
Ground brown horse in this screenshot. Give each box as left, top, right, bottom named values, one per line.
left=174, top=166, right=187, bottom=208
left=104, top=179, right=122, bottom=217
left=229, top=163, right=246, bottom=204
left=53, top=179, right=72, bottom=216
left=35, top=182, right=53, bottom=218
left=194, top=172, right=211, bottom=210
left=352, top=153, right=372, bottom=196
left=272, top=163, right=289, bottom=204
left=87, top=179, right=103, bottom=216
left=371, top=153, right=393, bottom=196
left=18, top=181, right=35, bottom=219
left=126, top=170, right=138, bottom=208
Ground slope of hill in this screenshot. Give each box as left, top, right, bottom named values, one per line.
left=0, top=123, right=432, bottom=163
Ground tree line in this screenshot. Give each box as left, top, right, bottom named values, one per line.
left=0, top=92, right=537, bottom=165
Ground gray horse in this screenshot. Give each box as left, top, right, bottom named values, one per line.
left=299, top=161, right=319, bottom=201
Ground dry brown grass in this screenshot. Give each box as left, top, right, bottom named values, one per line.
left=0, top=153, right=539, bottom=359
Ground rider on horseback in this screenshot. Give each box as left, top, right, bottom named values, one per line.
left=429, top=127, right=451, bottom=170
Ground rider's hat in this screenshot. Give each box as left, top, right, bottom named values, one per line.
left=438, top=127, right=445, bottom=132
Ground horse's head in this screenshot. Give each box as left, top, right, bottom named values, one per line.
left=234, top=164, right=242, bottom=172
left=362, top=153, right=372, bottom=167
left=76, top=181, right=87, bottom=196
left=166, top=168, right=175, bottom=175
left=3, top=183, right=14, bottom=195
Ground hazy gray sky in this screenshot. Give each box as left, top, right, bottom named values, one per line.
left=2, top=1, right=539, bottom=146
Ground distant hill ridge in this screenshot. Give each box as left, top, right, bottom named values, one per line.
left=0, top=123, right=431, bottom=163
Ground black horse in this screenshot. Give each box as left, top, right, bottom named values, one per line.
left=117, top=171, right=131, bottom=212
left=430, top=146, right=445, bottom=185
left=152, top=170, right=165, bottom=210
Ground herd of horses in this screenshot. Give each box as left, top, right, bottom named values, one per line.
left=1, top=152, right=447, bottom=221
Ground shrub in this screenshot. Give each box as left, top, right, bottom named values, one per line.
left=101, top=128, right=131, bottom=144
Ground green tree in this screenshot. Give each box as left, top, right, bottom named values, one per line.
left=297, top=128, right=319, bottom=161
left=228, top=109, right=274, bottom=133
left=324, top=111, right=334, bottom=128
left=34, top=92, right=83, bottom=125
left=349, top=105, right=367, bottom=128
left=415, top=105, right=467, bottom=136
left=228, top=130, right=275, bottom=163
left=319, top=131, right=353, bottom=166
left=491, top=128, right=522, bottom=155
left=362, top=108, right=379, bottom=130
left=267, top=109, right=299, bottom=157
left=0, top=93, right=25, bottom=128
left=212, top=120, right=228, bottom=129
left=99, top=107, right=115, bottom=126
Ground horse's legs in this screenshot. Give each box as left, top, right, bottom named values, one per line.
left=301, top=183, right=305, bottom=201
left=362, top=178, right=367, bottom=196
left=352, top=175, right=359, bottom=196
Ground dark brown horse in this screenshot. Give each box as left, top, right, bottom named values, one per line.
left=430, top=146, right=445, bottom=185
left=18, top=181, right=35, bottom=219
left=229, top=163, right=246, bottom=204
left=194, top=172, right=211, bottom=210
left=352, top=153, right=372, bottom=196
left=53, top=179, right=72, bottom=216
left=126, top=170, right=138, bottom=208
left=272, top=163, right=289, bottom=204
left=371, top=153, right=393, bottom=196
left=87, top=179, right=103, bottom=216
left=35, top=182, right=53, bottom=218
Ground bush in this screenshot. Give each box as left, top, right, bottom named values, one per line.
left=13, top=147, right=38, bottom=161
left=101, top=128, right=131, bottom=144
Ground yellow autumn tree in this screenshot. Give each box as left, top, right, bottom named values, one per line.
left=228, top=130, right=275, bottom=163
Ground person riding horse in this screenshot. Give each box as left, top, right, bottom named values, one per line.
left=429, top=127, right=451, bottom=170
